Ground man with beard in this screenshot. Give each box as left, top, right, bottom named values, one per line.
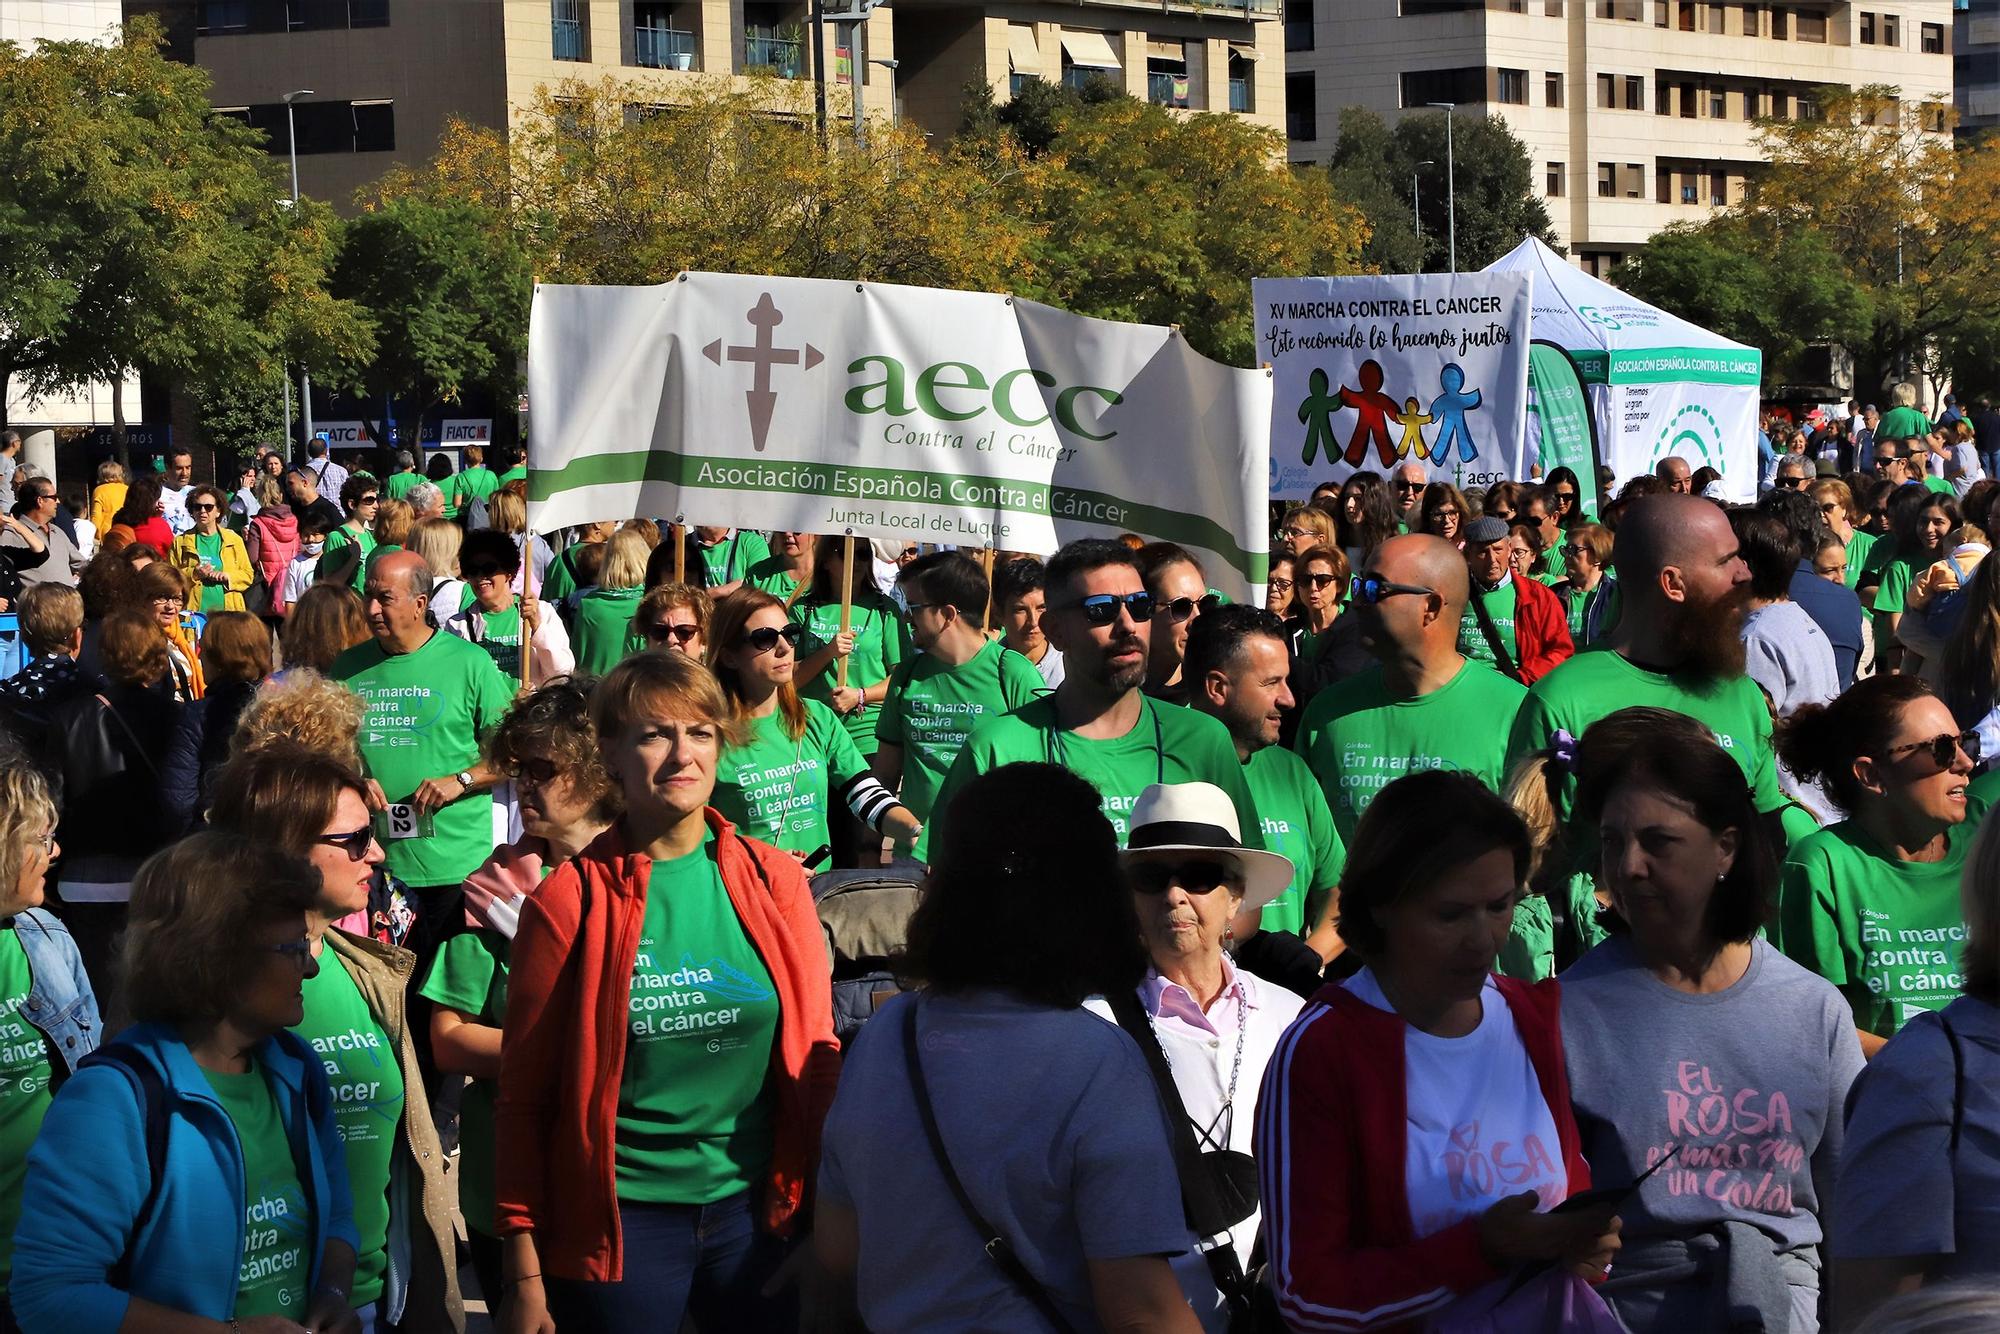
left=1506, top=494, right=1786, bottom=827
left=1457, top=515, right=1572, bottom=684
left=928, top=538, right=1259, bottom=850
left=1295, top=534, right=1528, bottom=844
left=1185, top=605, right=1345, bottom=985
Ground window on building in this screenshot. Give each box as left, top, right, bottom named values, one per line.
left=1546, top=70, right=1564, bottom=105
left=1498, top=68, right=1528, bottom=103
left=1883, top=14, right=1899, bottom=46
left=1711, top=170, right=1727, bottom=205
left=745, top=2, right=804, bottom=77
left=240, top=97, right=393, bottom=155
left=1285, top=0, right=1312, bottom=52
left=634, top=2, right=697, bottom=69
left=1860, top=10, right=1876, bottom=42
left=1706, top=3, right=1724, bottom=33
left=1680, top=81, right=1696, bottom=116
left=1680, top=175, right=1697, bottom=203
left=1229, top=51, right=1254, bottom=113
left=1624, top=162, right=1643, bottom=196
left=349, top=0, right=389, bottom=26
left=1626, top=74, right=1645, bottom=109
left=1597, top=161, right=1615, bottom=195
left=1798, top=90, right=1821, bottom=119
left=1709, top=88, right=1725, bottom=117
left=1654, top=1, right=1668, bottom=25
left=552, top=0, right=586, bottom=60
left=1399, top=67, right=1484, bottom=106
left=196, top=0, right=250, bottom=32
left=1148, top=52, right=1192, bottom=107
left=1922, top=21, right=1944, bottom=53
left=1796, top=10, right=1824, bottom=41
left=352, top=100, right=394, bottom=152
left=1546, top=0, right=1564, bottom=14
left=1772, top=88, right=1789, bottom=117
left=1741, top=3, right=1759, bottom=37
left=1597, top=72, right=1613, bottom=106
left=1677, top=2, right=1694, bottom=29
left=1286, top=71, right=1316, bottom=141
left=1771, top=5, right=1787, bottom=38
left=1547, top=161, right=1564, bottom=195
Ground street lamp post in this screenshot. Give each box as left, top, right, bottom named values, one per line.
left=283, top=89, right=315, bottom=457
left=871, top=57, right=900, bottom=128
left=1426, top=102, right=1457, bottom=273
left=1412, top=158, right=1434, bottom=260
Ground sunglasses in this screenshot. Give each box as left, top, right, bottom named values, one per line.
left=1775, top=476, right=1808, bottom=489
left=1553, top=489, right=1576, bottom=502
left=1819, top=502, right=1840, bottom=513
left=1394, top=479, right=1426, bottom=492
left=744, top=623, right=806, bottom=653
left=316, top=826, right=377, bottom=862
left=1059, top=591, right=1154, bottom=625
left=1130, top=859, right=1238, bottom=896
left=1303, top=572, right=1341, bottom=590
left=1163, top=594, right=1221, bottom=622
left=358, top=494, right=380, bottom=505
left=1883, top=731, right=1982, bottom=769
left=1561, top=543, right=1589, bottom=557
left=1350, top=574, right=1434, bottom=604
left=189, top=501, right=218, bottom=512
left=515, top=756, right=562, bottom=784
left=269, top=937, right=314, bottom=971
left=643, top=621, right=701, bottom=645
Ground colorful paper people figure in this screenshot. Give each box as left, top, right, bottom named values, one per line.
left=1428, top=363, right=1483, bottom=464
left=1340, top=360, right=1401, bottom=468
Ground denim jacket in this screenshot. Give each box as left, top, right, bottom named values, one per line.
left=10, top=907, right=101, bottom=1075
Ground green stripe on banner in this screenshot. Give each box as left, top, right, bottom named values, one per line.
left=532, top=448, right=1270, bottom=582
left=1606, top=348, right=1761, bottom=386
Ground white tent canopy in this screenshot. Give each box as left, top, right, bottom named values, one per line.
left=1484, top=237, right=1762, bottom=500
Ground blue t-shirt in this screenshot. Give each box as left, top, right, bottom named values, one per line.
left=1787, top=562, right=1863, bottom=691
left=817, top=991, right=1205, bottom=1330
left=1831, top=995, right=2000, bottom=1280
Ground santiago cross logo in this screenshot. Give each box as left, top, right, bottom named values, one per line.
left=701, top=292, right=825, bottom=451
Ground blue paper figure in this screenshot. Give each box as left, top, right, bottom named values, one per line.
left=1428, top=363, right=1483, bottom=464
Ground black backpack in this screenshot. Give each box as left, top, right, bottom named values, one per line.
left=812, top=865, right=922, bottom=1044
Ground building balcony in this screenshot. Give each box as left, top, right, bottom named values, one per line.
left=745, top=32, right=805, bottom=77
left=636, top=24, right=697, bottom=69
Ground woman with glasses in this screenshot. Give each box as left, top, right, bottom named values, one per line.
left=1281, top=544, right=1363, bottom=723
left=422, top=679, right=618, bottom=1308
left=1542, top=467, right=1584, bottom=530
left=1776, top=675, right=1983, bottom=1055
left=318, top=475, right=380, bottom=592
left=445, top=528, right=574, bottom=683
left=167, top=484, right=254, bottom=614
left=1276, top=504, right=1337, bottom=562
left=1811, top=479, right=1875, bottom=591
left=495, top=650, right=839, bottom=1334
left=138, top=559, right=204, bottom=701
left=1419, top=481, right=1468, bottom=548
left=13, top=833, right=358, bottom=1334
left=573, top=527, right=653, bottom=676
left=709, top=589, right=920, bottom=862
left=1505, top=524, right=1543, bottom=583
left=1138, top=542, right=1214, bottom=706
left=632, top=582, right=712, bottom=659
left=1553, top=522, right=1612, bottom=649
left=208, top=744, right=462, bottom=1333
left=1265, top=554, right=1296, bottom=619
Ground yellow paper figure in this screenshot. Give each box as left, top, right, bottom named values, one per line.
left=1395, top=397, right=1434, bottom=460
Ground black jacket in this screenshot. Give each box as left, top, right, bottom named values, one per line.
left=42, top=681, right=181, bottom=882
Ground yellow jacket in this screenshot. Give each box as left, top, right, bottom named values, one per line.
left=90, top=482, right=127, bottom=535
left=169, top=528, right=255, bottom=614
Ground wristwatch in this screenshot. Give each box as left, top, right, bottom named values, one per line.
left=456, top=770, right=475, bottom=790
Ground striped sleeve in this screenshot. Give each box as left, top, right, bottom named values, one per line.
left=1254, top=1005, right=1497, bottom=1332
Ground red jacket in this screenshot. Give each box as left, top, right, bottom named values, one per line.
left=1472, top=571, right=1573, bottom=684
left=493, top=811, right=841, bottom=1282
left=1254, top=975, right=1592, bottom=1333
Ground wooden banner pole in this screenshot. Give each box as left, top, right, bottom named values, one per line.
left=671, top=520, right=686, bottom=584
left=979, top=547, right=995, bottom=633
left=836, top=533, right=855, bottom=692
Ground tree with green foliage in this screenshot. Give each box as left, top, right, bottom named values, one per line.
left=0, top=17, right=368, bottom=461
left=1328, top=106, right=1558, bottom=274
left=330, top=196, right=530, bottom=462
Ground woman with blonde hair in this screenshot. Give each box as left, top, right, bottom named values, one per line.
left=282, top=582, right=371, bottom=675
left=480, top=489, right=552, bottom=594
left=87, top=459, right=127, bottom=536
left=409, top=516, right=468, bottom=619
left=232, top=667, right=366, bottom=767
left=572, top=526, right=652, bottom=675
left=632, top=582, right=712, bottom=659
left=370, top=496, right=415, bottom=561
left=1276, top=504, right=1338, bottom=561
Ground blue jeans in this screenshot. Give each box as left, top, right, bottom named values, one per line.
left=545, top=1189, right=790, bottom=1334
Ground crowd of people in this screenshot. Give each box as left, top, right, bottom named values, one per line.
left=0, top=413, right=1995, bottom=1334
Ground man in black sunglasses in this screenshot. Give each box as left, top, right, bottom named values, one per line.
left=1295, top=535, right=1529, bottom=845
left=927, top=538, right=1263, bottom=854
left=1139, top=542, right=1214, bottom=707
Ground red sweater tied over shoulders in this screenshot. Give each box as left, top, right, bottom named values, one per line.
left=494, top=810, right=840, bottom=1282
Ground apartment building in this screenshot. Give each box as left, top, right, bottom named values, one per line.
left=1288, top=1, right=1953, bottom=272
left=1958, top=0, right=1998, bottom=137
left=123, top=0, right=1281, bottom=210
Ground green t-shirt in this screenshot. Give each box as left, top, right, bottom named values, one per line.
left=929, top=695, right=1262, bottom=851
left=194, top=532, right=228, bottom=612
left=575, top=585, right=646, bottom=676
left=318, top=524, right=376, bottom=592
left=292, top=950, right=403, bottom=1307
left=1243, top=745, right=1345, bottom=937
left=1843, top=530, right=1877, bottom=591
left=713, top=699, right=869, bottom=855
left=1877, top=406, right=1932, bottom=442
left=541, top=543, right=588, bottom=605
left=1922, top=474, right=1955, bottom=496
left=381, top=471, right=423, bottom=501
left=699, top=531, right=772, bottom=587
left=1776, top=819, right=1972, bottom=1038
left=1873, top=554, right=1919, bottom=615
left=743, top=556, right=802, bottom=602
left=0, top=931, right=53, bottom=1289
left=1858, top=533, right=1899, bottom=587
left=332, top=630, right=514, bottom=886
left=1458, top=579, right=1518, bottom=670
left=417, top=929, right=508, bottom=1235
left=791, top=593, right=910, bottom=757
left=498, top=464, right=527, bottom=486
left=1295, top=660, right=1529, bottom=844
left=1506, top=648, right=1785, bottom=820
left=203, top=1064, right=310, bottom=1320
left=877, top=639, right=1046, bottom=835
left=617, top=835, right=780, bottom=1203
left=452, top=465, right=499, bottom=515
left=1559, top=581, right=1602, bottom=649
left=468, top=604, right=523, bottom=679
left=1538, top=545, right=1566, bottom=586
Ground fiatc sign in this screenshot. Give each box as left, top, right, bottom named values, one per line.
left=524, top=274, right=1273, bottom=597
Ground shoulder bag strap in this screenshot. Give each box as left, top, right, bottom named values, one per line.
left=902, top=1000, right=1080, bottom=1334
left=96, top=694, right=161, bottom=780
left=1469, top=585, right=1523, bottom=683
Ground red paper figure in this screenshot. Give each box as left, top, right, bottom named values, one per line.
left=1340, top=360, right=1400, bottom=468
